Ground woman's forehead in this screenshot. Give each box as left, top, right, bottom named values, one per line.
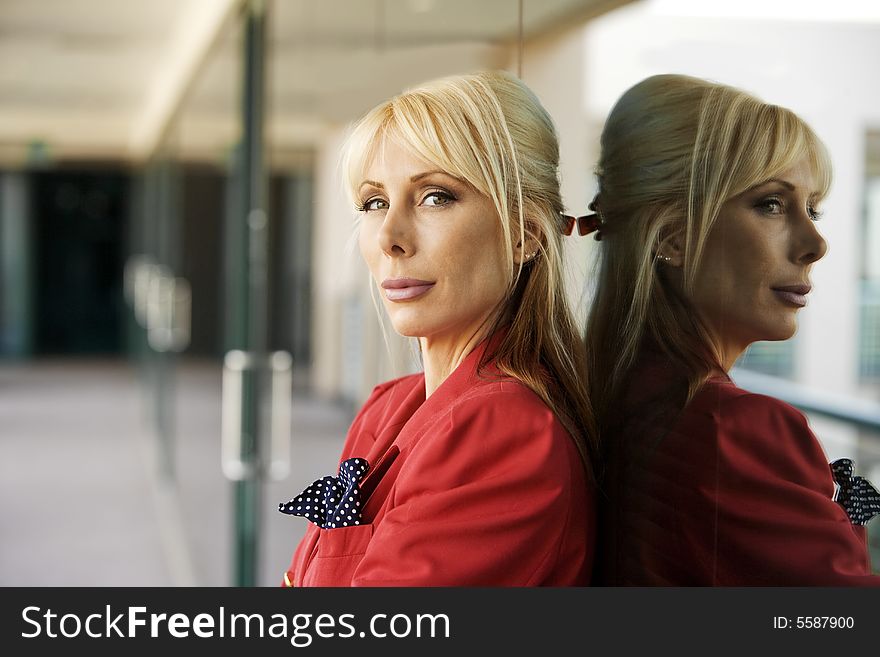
left=361, top=134, right=440, bottom=179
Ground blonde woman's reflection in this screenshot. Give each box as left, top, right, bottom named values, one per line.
left=586, top=74, right=880, bottom=586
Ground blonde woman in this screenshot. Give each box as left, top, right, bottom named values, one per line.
left=279, top=70, right=597, bottom=586
left=585, top=74, right=879, bottom=585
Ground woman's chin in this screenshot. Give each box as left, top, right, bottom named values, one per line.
left=758, top=320, right=798, bottom=343
left=386, top=318, right=426, bottom=339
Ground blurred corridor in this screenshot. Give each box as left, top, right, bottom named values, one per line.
left=0, top=357, right=348, bottom=586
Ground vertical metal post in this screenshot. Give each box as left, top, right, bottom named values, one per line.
left=155, top=156, right=178, bottom=482
left=229, top=0, right=268, bottom=587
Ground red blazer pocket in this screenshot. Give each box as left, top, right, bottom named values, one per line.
left=317, top=523, right=374, bottom=558
left=304, top=524, right=374, bottom=586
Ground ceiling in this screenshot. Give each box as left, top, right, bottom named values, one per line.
left=0, top=0, right=631, bottom=165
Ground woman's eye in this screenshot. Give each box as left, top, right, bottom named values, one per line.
left=422, top=191, right=454, bottom=207
left=757, top=197, right=784, bottom=214
left=360, top=197, right=388, bottom=212
left=808, top=205, right=824, bottom=222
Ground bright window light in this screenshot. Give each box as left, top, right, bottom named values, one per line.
left=647, top=0, right=880, bottom=23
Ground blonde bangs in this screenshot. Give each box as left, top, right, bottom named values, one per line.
left=342, top=85, right=504, bottom=206
left=399, top=92, right=475, bottom=173
left=341, top=103, right=391, bottom=206
left=728, top=103, right=833, bottom=201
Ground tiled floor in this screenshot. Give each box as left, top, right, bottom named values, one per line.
left=0, top=358, right=350, bottom=587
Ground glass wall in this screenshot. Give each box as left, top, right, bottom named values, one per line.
left=130, top=7, right=245, bottom=585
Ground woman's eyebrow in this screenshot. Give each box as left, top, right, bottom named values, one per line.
left=751, top=178, right=823, bottom=199
left=410, top=170, right=457, bottom=183
left=358, top=171, right=456, bottom=189
left=753, top=178, right=796, bottom=191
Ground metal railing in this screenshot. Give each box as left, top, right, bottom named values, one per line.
left=731, top=368, right=880, bottom=432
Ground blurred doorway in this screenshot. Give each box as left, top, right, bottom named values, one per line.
left=32, top=169, right=129, bottom=355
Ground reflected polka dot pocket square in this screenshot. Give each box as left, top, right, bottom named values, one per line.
left=830, top=458, right=880, bottom=526
left=278, top=457, right=369, bottom=529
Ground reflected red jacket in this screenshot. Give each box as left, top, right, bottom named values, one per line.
left=282, top=340, right=594, bottom=586
left=595, top=349, right=879, bottom=586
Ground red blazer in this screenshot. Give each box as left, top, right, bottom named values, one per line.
left=595, top=349, right=879, bottom=586
left=283, top=339, right=594, bottom=586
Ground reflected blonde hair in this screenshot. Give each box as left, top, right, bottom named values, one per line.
left=586, top=74, right=832, bottom=430
left=343, top=70, right=597, bottom=478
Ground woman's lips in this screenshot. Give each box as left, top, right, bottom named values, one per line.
left=772, top=284, right=811, bottom=308
left=381, top=278, right=435, bottom=302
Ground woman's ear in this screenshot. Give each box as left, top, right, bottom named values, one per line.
left=655, top=228, right=684, bottom=267
left=512, top=219, right=543, bottom=264
left=514, top=235, right=541, bottom=264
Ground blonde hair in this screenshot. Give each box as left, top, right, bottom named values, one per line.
left=343, top=70, right=597, bottom=478
left=586, top=74, right=832, bottom=431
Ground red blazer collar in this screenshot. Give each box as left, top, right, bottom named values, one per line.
left=390, top=329, right=507, bottom=452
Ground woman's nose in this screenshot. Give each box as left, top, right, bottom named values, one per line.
left=377, top=205, right=414, bottom=257
left=795, top=213, right=828, bottom=265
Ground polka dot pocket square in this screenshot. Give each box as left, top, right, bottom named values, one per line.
left=831, top=458, right=880, bottom=526
left=278, top=457, right=369, bottom=529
